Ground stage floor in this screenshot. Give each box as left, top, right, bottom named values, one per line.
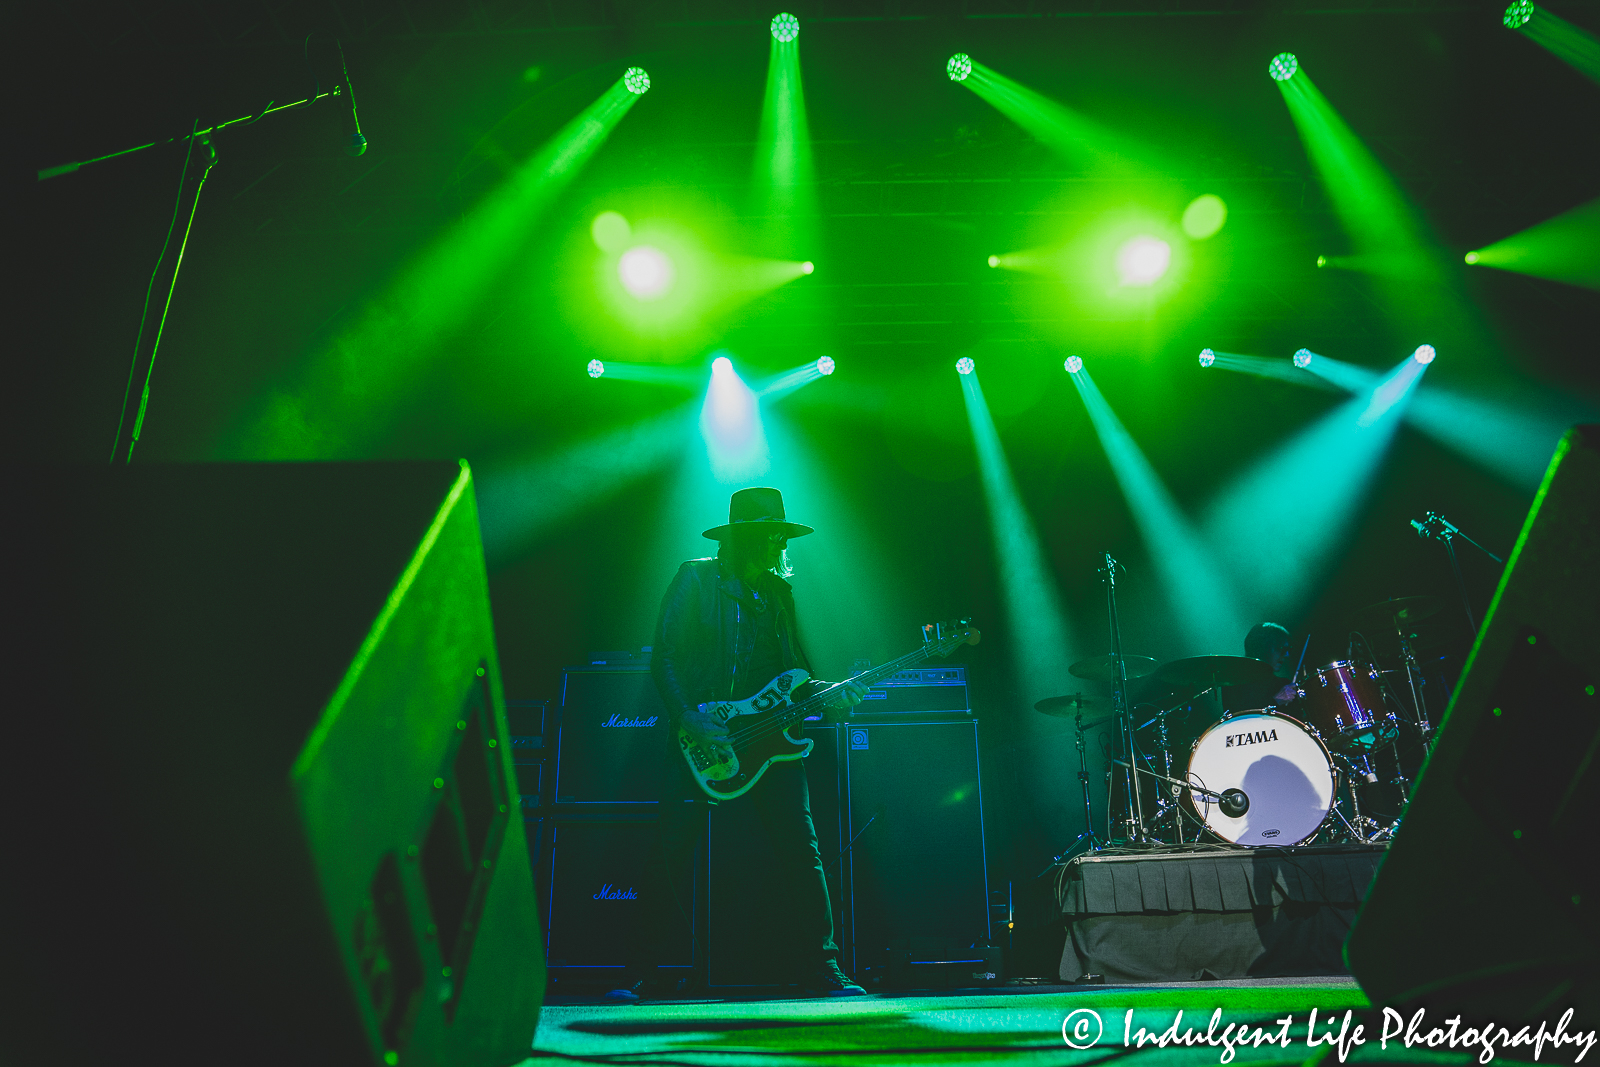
left=529, top=978, right=1384, bottom=1066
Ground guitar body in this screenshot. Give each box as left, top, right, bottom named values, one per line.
left=677, top=668, right=814, bottom=801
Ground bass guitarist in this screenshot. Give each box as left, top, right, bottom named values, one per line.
left=636, top=486, right=869, bottom=1000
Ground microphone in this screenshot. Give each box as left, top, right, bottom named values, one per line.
left=337, top=42, right=367, bottom=156
left=1219, top=789, right=1249, bottom=818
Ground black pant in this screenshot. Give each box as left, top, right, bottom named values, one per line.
left=635, top=749, right=839, bottom=982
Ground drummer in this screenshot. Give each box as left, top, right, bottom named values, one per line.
left=1240, top=622, right=1302, bottom=709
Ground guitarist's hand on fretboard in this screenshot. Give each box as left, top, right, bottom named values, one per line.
left=821, top=678, right=870, bottom=710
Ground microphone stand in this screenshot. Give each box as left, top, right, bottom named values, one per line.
left=1101, top=553, right=1150, bottom=845
left=1410, top=512, right=1504, bottom=638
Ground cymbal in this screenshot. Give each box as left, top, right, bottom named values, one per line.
left=1033, top=694, right=1107, bottom=723
left=1155, top=655, right=1280, bottom=688
left=1355, top=595, right=1444, bottom=628
left=1069, top=654, right=1159, bottom=681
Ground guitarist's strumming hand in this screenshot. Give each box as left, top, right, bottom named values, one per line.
left=680, top=705, right=731, bottom=748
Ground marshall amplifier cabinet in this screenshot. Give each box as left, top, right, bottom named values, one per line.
left=841, top=717, right=991, bottom=986
left=556, top=659, right=673, bottom=804
left=543, top=811, right=700, bottom=986
left=858, top=666, right=970, bottom=715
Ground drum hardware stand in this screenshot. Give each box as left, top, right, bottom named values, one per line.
left=1335, top=753, right=1387, bottom=841
left=1410, top=512, right=1504, bottom=638
left=1112, top=760, right=1248, bottom=820
left=1393, top=627, right=1435, bottom=743
left=1039, top=707, right=1107, bottom=874
left=1100, top=553, right=1154, bottom=845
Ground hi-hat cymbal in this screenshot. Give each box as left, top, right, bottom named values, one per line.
left=1155, top=655, right=1280, bottom=688
left=1033, top=694, right=1108, bottom=723
left=1355, top=595, right=1444, bottom=628
left=1069, top=654, right=1159, bottom=682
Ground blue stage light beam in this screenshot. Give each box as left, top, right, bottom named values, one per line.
left=757, top=356, right=836, bottom=401
left=701, top=354, right=769, bottom=483
left=1201, top=349, right=1342, bottom=390
left=475, top=400, right=697, bottom=566
left=1202, top=355, right=1427, bottom=619
left=585, top=359, right=704, bottom=387
left=958, top=367, right=1079, bottom=705
left=1069, top=361, right=1246, bottom=654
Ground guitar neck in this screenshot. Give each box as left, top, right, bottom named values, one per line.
left=776, top=634, right=965, bottom=728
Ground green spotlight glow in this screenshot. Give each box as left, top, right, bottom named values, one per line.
left=587, top=359, right=605, bottom=378
left=1413, top=344, right=1437, bottom=365
left=1269, top=52, right=1299, bottom=81
left=817, top=356, right=834, bottom=375
left=1198, top=348, right=1215, bottom=368
left=1115, top=235, right=1171, bottom=286
left=624, top=67, right=651, bottom=94
left=1507, top=3, right=1600, bottom=85
left=755, top=15, right=815, bottom=253
left=1294, top=348, right=1314, bottom=368
left=618, top=245, right=674, bottom=299
left=591, top=210, right=631, bottom=252
left=1466, top=196, right=1600, bottom=289
left=1181, top=194, right=1228, bottom=240
left=954, top=59, right=1152, bottom=171
left=1064, top=355, right=1083, bottom=374
left=770, top=12, right=799, bottom=41
left=947, top=53, right=973, bottom=82
left=1316, top=254, right=1328, bottom=267
left=1203, top=349, right=1344, bottom=389
left=987, top=255, right=999, bottom=267
left=801, top=261, right=814, bottom=274
left=956, top=357, right=975, bottom=375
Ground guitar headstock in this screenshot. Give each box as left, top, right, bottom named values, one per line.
left=921, top=618, right=981, bottom=654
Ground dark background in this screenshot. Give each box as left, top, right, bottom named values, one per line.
left=17, top=0, right=1600, bottom=967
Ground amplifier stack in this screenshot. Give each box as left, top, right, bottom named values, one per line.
left=530, top=652, right=991, bottom=990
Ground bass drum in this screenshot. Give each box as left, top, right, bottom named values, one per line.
left=1186, top=711, right=1337, bottom=846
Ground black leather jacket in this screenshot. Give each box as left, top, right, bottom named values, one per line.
left=651, top=556, right=813, bottom=725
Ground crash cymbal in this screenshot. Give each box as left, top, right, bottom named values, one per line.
left=1155, top=655, right=1280, bottom=688
left=1355, top=595, right=1444, bottom=628
left=1033, top=694, right=1108, bottom=723
left=1069, top=654, right=1159, bottom=682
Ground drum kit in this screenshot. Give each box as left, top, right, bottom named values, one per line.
left=1037, top=559, right=1454, bottom=854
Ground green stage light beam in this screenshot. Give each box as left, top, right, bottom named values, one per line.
left=585, top=359, right=704, bottom=388
left=1466, top=196, right=1600, bottom=291
left=958, top=367, right=1080, bottom=708
left=1200, top=349, right=1342, bottom=391
left=701, top=354, right=769, bottom=483
left=1203, top=356, right=1425, bottom=620
left=1274, top=62, right=1439, bottom=286
left=956, top=59, right=1152, bottom=172
left=1068, top=361, right=1246, bottom=654
left=475, top=400, right=696, bottom=566
left=1506, top=1, right=1600, bottom=85
left=755, top=17, right=815, bottom=253
left=242, top=73, right=647, bottom=458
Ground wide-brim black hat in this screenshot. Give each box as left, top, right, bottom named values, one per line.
left=701, top=486, right=815, bottom=541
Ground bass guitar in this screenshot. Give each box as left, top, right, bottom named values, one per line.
left=677, top=619, right=980, bottom=801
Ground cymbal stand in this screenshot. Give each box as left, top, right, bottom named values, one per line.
left=1100, top=552, right=1151, bottom=844
left=1039, top=709, right=1107, bottom=874
left=1393, top=625, right=1434, bottom=742
left=1147, top=708, right=1185, bottom=843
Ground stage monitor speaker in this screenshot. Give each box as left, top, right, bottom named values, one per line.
left=1345, top=425, right=1600, bottom=1018
left=1, top=462, right=543, bottom=1067
left=556, top=666, right=673, bottom=804
left=706, top=726, right=843, bottom=987
left=842, top=718, right=991, bottom=983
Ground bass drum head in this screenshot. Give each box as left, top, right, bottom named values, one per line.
left=1187, top=712, right=1335, bottom=846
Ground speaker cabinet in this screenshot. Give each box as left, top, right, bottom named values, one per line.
left=2, top=462, right=543, bottom=1067
left=556, top=667, right=674, bottom=804
left=543, top=812, right=699, bottom=982
left=841, top=718, right=991, bottom=983
left=1346, top=425, right=1600, bottom=1018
